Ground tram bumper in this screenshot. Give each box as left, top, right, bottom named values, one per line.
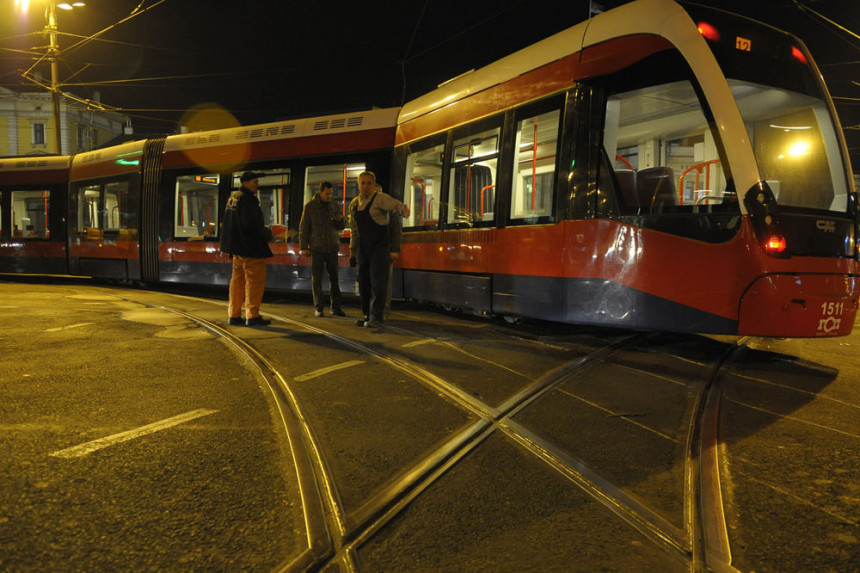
left=738, top=273, right=859, bottom=337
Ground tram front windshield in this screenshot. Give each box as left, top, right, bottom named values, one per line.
left=691, top=6, right=850, bottom=213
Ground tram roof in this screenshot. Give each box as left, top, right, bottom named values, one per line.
left=162, top=107, right=400, bottom=154
left=398, top=0, right=689, bottom=125
left=0, top=154, right=70, bottom=174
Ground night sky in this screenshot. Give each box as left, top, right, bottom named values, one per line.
left=0, top=0, right=857, bottom=166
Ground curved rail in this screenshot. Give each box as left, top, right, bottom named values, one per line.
left=91, top=286, right=740, bottom=571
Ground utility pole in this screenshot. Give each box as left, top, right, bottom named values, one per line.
left=45, top=0, right=63, bottom=154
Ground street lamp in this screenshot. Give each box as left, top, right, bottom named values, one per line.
left=15, top=0, right=86, bottom=153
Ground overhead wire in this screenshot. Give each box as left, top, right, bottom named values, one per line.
left=61, top=0, right=171, bottom=57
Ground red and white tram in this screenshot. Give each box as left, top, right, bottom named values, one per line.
left=0, top=0, right=855, bottom=337
left=391, top=0, right=858, bottom=336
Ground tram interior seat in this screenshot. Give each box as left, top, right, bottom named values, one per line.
left=636, top=166, right=677, bottom=214
left=614, top=169, right=638, bottom=213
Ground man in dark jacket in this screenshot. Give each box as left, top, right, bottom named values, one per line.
left=299, top=181, right=346, bottom=317
left=221, top=171, right=274, bottom=326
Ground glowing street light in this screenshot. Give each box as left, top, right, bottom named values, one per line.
left=15, top=0, right=86, bottom=153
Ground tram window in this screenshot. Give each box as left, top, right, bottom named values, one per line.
left=175, top=174, right=219, bottom=239
left=104, top=180, right=137, bottom=240
left=232, top=168, right=291, bottom=241
left=75, top=184, right=101, bottom=239
left=614, top=146, right=638, bottom=170
left=73, top=180, right=137, bottom=241
left=449, top=128, right=500, bottom=225
left=603, top=79, right=729, bottom=213
left=11, top=190, right=50, bottom=239
left=510, top=109, right=560, bottom=223
left=304, top=163, right=361, bottom=231
left=403, top=143, right=444, bottom=228
left=737, top=89, right=845, bottom=211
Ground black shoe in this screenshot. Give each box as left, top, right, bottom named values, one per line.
left=364, top=318, right=383, bottom=329
left=228, top=317, right=244, bottom=326
left=355, top=316, right=369, bottom=327
left=331, top=308, right=346, bottom=317
left=314, top=310, right=324, bottom=318
left=246, top=316, right=271, bottom=327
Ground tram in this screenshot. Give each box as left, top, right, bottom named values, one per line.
left=391, top=0, right=858, bottom=337
left=0, top=0, right=856, bottom=337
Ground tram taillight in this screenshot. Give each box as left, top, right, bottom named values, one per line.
left=791, top=46, right=808, bottom=65
left=765, top=234, right=787, bottom=254
left=697, top=22, right=720, bottom=41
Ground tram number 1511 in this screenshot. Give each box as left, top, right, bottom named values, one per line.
left=817, top=302, right=845, bottom=335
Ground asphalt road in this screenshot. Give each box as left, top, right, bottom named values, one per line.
left=0, top=279, right=857, bottom=571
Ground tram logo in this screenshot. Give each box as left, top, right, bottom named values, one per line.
left=816, top=219, right=837, bottom=233
left=817, top=315, right=841, bottom=334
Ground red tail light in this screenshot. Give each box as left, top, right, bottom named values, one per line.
left=765, top=234, right=787, bottom=254
left=697, top=22, right=720, bottom=41
left=791, top=46, right=808, bottom=65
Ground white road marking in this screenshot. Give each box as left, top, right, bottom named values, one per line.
left=294, top=360, right=364, bottom=382
left=46, top=322, right=94, bottom=332
left=49, top=408, right=219, bottom=459
left=402, top=338, right=437, bottom=348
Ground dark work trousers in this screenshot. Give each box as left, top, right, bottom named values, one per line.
left=355, top=194, right=391, bottom=323
left=357, top=243, right=391, bottom=322
left=311, top=250, right=342, bottom=312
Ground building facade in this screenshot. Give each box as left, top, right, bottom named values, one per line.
left=0, top=87, right=131, bottom=156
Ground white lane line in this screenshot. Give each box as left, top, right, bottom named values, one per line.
left=294, top=360, right=364, bottom=382
left=402, top=338, right=437, bottom=348
left=49, top=408, right=218, bottom=459
left=46, top=322, right=94, bottom=332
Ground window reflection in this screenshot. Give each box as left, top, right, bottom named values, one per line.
left=11, top=190, right=50, bottom=238
left=74, top=179, right=137, bottom=241
left=511, top=110, right=559, bottom=222
left=232, top=168, right=291, bottom=242
left=403, top=144, right=444, bottom=228
left=175, top=174, right=219, bottom=239
left=449, top=128, right=500, bottom=225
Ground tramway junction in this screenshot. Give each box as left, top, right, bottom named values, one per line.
left=0, top=278, right=857, bottom=571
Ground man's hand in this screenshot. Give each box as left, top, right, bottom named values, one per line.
left=389, top=252, right=400, bottom=262
left=299, top=249, right=310, bottom=257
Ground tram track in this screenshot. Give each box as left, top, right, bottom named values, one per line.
left=132, top=297, right=647, bottom=571
left=72, top=285, right=744, bottom=571
left=6, top=280, right=858, bottom=571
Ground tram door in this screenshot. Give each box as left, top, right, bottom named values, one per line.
left=68, top=175, right=142, bottom=280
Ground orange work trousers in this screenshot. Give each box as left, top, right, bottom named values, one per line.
left=228, top=255, right=268, bottom=319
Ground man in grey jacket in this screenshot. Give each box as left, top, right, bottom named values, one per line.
left=299, top=181, right=346, bottom=317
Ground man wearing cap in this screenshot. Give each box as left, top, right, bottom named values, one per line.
left=221, top=171, right=274, bottom=326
